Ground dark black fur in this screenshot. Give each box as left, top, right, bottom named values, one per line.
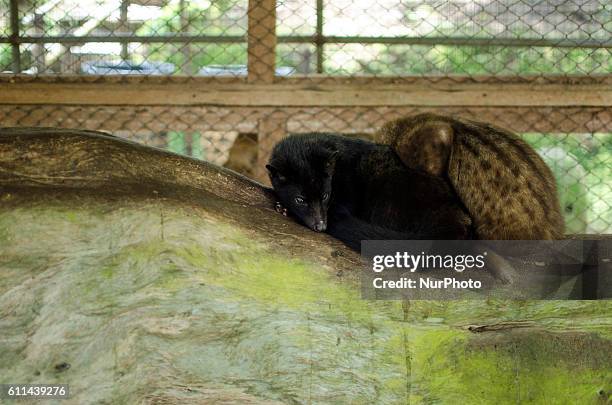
left=266, top=133, right=473, bottom=251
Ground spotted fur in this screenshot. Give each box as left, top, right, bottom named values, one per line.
left=376, top=113, right=564, bottom=240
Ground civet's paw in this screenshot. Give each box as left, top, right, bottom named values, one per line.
left=275, top=201, right=288, bottom=216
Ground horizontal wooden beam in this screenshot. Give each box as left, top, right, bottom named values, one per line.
left=3, top=74, right=608, bottom=85
left=0, top=76, right=610, bottom=107
left=1, top=105, right=609, bottom=134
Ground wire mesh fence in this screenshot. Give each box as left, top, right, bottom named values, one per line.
left=278, top=0, right=611, bottom=77
left=1, top=101, right=610, bottom=233
left=0, top=0, right=611, bottom=234
left=2, top=0, right=610, bottom=77
left=1, top=0, right=249, bottom=75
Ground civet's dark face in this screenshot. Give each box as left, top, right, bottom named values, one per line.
left=267, top=137, right=337, bottom=232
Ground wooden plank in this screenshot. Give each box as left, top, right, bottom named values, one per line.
left=4, top=74, right=610, bottom=85
left=0, top=105, right=609, bottom=135
left=0, top=79, right=610, bottom=107
left=247, top=0, right=277, bottom=83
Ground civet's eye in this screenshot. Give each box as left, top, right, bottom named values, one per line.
left=322, top=193, right=329, bottom=201
left=294, top=196, right=306, bottom=205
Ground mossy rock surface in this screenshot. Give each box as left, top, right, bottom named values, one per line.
left=0, top=128, right=611, bottom=404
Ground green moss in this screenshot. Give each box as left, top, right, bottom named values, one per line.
left=76, top=241, right=193, bottom=305
left=64, top=211, right=80, bottom=223
left=0, top=219, right=8, bottom=244
left=408, top=328, right=611, bottom=404
left=2, top=199, right=611, bottom=404
left=189, top=247, right=380, bottom=325
left=101, top=265, right=114, bottom=279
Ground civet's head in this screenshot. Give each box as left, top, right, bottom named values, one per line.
left=266, top=134, right=338, bottom=232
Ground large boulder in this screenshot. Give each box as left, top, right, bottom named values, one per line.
left=1, top=128, right=610, bottom=404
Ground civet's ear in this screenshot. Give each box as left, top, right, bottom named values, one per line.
left=266, top=164, right=286, bottom=183
left=395, top=122, right=454, bottom=177
left=325, top=150, right=339, bottom=174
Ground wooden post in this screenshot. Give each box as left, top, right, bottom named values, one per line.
left=9, top=0, right=20, bottom=73
left=315, top=0, right=323, bottom=73
left=179, top=0, right=193, bottom=75
left=119, top=0, right=129, bottom=60
left=184, top=132, right=193, bottom=157
left=255, top=113, right=287, bottom=184
left=59, top=23, right=76, bottom=74
left=248, top=0, right=281, bottom=182
left=247, top=0, right=276, bottom=83
left=32, top=14, right=46, bottom=73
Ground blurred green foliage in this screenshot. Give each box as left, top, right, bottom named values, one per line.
left=0, top=45, right=10, bottom=71
left=524, top=133, right=612, bottom=233
left=136, top=0, right=246, bottom=72
left=167, top=132, right=204, bottom=160
left=321, top=44, right=611, bottom=76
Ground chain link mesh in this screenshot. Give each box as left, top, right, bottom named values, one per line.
left=0, top=0, right=610, bottom=233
